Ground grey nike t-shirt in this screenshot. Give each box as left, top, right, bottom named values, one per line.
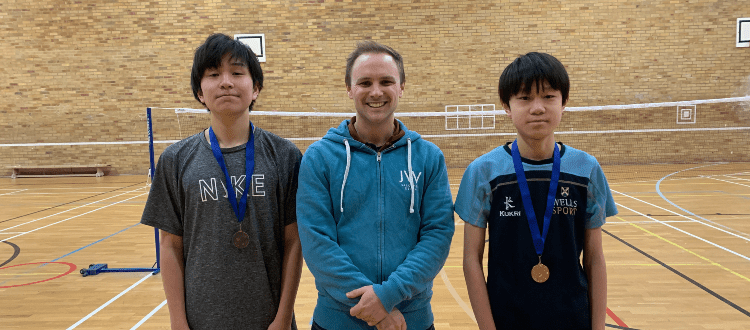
left=141, top=126, right=301, bottom=329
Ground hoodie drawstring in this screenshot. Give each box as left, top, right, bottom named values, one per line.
left=340, top=137, right=414, bottom=214
left=407, top=138, right=414, bottom=214
left=340, top=139, right=351, bottom=213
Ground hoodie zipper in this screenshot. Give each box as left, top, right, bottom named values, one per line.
left=376, top=145, right=397, bottom=282
left=377, top=149, right=384, bottom=282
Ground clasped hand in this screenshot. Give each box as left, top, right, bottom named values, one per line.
left=346, top=285, right=406, bottom=329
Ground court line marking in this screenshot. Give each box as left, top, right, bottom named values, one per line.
left=607, top=263, right=703, bottom=266
left=0, top=192, right=148, bottom=242
left=609, top=176, right=712, bottom=186
left=604, top=223, right=750, bottom=320
left=0, top=223, right=150, bottom=288
left=615, top=204, right=750, bottom=263
left=66, top=273, right=154, bottom=329
left=130, top=299, right=167, bottom=330
left=0, top=186, right=147, bottom=235
left=0, top=262, right=77, bottom=289
left=0, top=241, right=20, bottom=267
left=612, top=190, right=750, bottom=242
left=606, top=307, right=629, bottom=328
left=439, top=268, right=476, bottom=323
left=1, top=187, right=137, bottom=190
left=0, top=273, right=70, bottom=276
left=604, top=228, right=750, bottom=319
left=710, top=176, right=750, bottom=188
left=612, top=216, right=750, bottom=282
left=51, top=223, right=142, bottom=262
left=654, top=164, right=750, bottom=238
left=0, top=189, right=27, bottom=196
left=606, top=220, right=696, bottom=225
left=724, top=175, right=750, bottom=182
left=0, top=181, right=146, bottom=225
left=0, top=191, right=142, bottom=195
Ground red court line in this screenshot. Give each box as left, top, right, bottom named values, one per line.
left=607, top=307, right=629, bottom=328
left=0, top=261, right=77, bottom=288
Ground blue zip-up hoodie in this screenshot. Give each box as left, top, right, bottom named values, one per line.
left=297, top=119, right=455, bottom=330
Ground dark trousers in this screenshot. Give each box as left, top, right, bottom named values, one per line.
left=312, top=321, right=435, bottom=330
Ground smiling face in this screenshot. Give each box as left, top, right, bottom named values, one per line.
left=197, top=53, right=259, bottom=115
left=347, top=52, right=404, bottom=128
left=503, top=80, right=565, bottom=143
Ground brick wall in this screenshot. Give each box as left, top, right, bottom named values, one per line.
left=2, top=0, right=749, bottom=175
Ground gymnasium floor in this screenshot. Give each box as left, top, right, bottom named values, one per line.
left=1, top=162, right=749, bottom=329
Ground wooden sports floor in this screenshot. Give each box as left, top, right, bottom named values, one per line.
left=1, top=162, right=749, bottom=329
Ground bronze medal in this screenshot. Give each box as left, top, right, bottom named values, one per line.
left=233, top=230, right=250, bottom=249
left=531, top=256, right=549, bottom=283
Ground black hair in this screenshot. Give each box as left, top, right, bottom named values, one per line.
left=190, top=33, right=264, bottom=111
left=345, top=40, right=405, bottom=88
left=498, top=52, right=569, bottom=108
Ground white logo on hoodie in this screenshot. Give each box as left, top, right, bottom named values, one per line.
left=399, top=170, right=422, bottom=191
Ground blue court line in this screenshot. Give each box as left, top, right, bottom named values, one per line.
left=654, top=164, right=747, bottom=235
left=51, top=223, right=141, bottom=262
left=0, top=224, right=142, bottom=286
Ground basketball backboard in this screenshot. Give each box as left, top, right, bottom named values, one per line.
left=235, top=34, right=266, bottom=62
left=738, top=18, right=750, bottom=48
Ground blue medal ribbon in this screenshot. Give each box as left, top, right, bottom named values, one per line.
left=511, top=140, right=560, bottom=256
left=208, top=123, right=255, bottom=225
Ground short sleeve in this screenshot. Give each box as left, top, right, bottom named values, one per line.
left=455, top=160, right=493, bottom=228
left=140, top=149, right=184, bottom=236
left=585, top=164, right=618, bottom=229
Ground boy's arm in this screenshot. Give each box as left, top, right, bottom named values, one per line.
left=159, top=230, right=190, bottom=330
left=463, top=223, right=497, bottom=330
left=269, top=222, right=303, bottom=330
left=584, top=227, right=607, bottom=330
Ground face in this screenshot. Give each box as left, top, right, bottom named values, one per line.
left=503, top=81, right=565, bottom=142
left=347, top=53, right=404, bottom=127
left=197, top=53, right=259, bottom=114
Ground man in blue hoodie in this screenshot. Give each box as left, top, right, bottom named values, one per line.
left=296, top=41, right=455, bottom=330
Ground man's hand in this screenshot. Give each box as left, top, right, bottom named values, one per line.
left=376, top=309, right=406, bottom=330
left=346, top=285, right=389, bottom=326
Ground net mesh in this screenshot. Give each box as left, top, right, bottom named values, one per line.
left=148, top=96, right=750, bottom=169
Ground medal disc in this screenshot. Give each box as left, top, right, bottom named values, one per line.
left=531, top=263, right=550, bottom=283
left=233, top=230, right=250, bottom=249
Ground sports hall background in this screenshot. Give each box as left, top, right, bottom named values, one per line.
left=2, top=0, right=749, bottom=175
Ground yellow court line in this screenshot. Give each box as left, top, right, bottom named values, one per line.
left=611, top=182, right=750, bottom=187
left=611, top=181, right=737, bottom=186
left=614, top=216, right=750, bottom=283
left=613, top=194, right=750, bottom=198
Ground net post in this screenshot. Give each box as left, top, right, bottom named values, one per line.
left=147, top=107, right=161, bottom=270
left=79, top=108, right=161, bottom=277
left=148, top=107, right=156, bottom=181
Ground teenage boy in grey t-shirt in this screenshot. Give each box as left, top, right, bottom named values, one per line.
left=141, top=33, right=302, bottom=330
